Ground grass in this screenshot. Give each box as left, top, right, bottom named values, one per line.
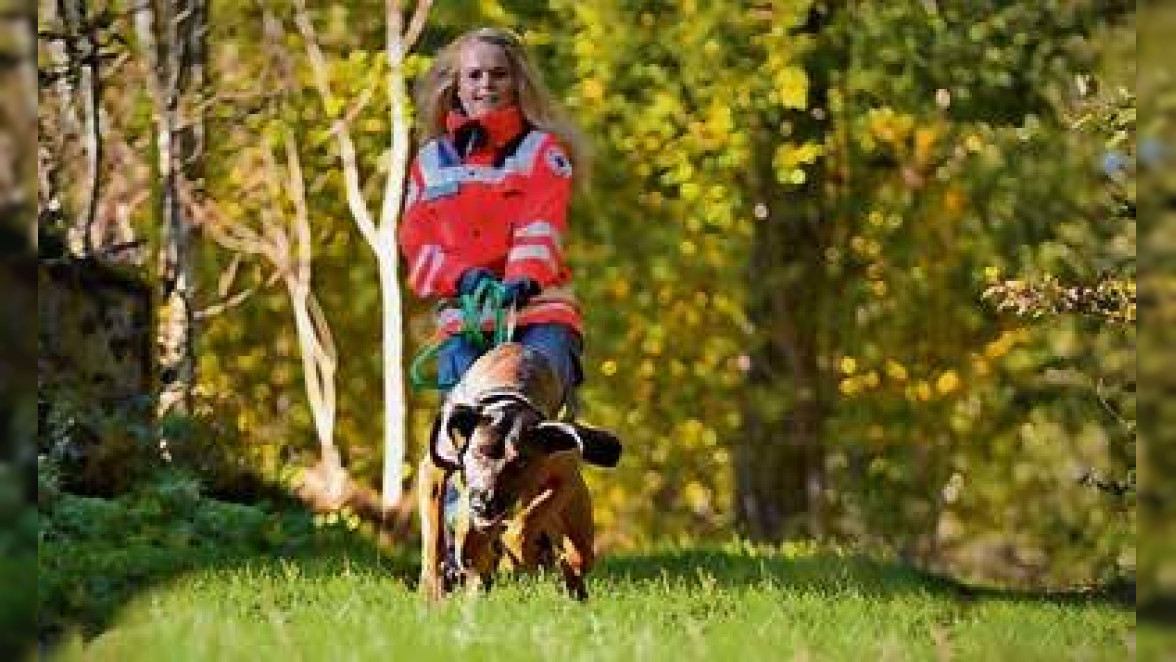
left=44, top=544, right=1137, bottom=662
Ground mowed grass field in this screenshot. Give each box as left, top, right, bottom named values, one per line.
left=45, top=544, right=1140, bottom=662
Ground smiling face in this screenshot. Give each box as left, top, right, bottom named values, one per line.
left=456, top=39, right=517, bottom=118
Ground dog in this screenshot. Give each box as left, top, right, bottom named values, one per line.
left=417, top=342, right=621, bottom=602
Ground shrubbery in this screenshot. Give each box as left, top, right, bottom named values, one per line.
left=36, top=460, right=367, bottom=642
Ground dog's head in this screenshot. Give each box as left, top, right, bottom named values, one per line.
left=432, top=390, right=621, bottom=530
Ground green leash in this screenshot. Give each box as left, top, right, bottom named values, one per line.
left=409, top=279, right=515, bottom=391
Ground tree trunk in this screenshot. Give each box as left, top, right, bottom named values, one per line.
left=40, top=0, right=81, bottom=241
left=294, top=0, right=428, bottom=510
left=378, top=250, right=407, bottom=507
left=735, top=2, right=834, bottom=542
left=54, top=0, right=102, bottom=256
left=2, top=4, right=36, bottom=241
left=736, top=210, right=829, bottom=541
left=138, top=0, right=205, bottom=417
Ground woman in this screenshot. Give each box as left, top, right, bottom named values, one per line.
left=400, top=27, right=588, bottom=403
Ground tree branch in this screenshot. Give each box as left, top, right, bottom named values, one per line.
left=293, top=0, right=379, bottom=246
left=403, top=0, right=434, bottom=52
left=194, top=269, right=280, bottom=320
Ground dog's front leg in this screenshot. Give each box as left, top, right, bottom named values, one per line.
left=456, top=519, right=503, bottom=595
left=517, top=457, right=595, bottom=601
left=417, top=457, right=451, bottom=603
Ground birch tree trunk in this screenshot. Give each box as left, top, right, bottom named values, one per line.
left=136, top=0, right=205, bottom=418
left=39, top=0, right=83, bottom=243
left=295, top=0, right=431, bottom=510
left=55, top=0, right=101, bottom=256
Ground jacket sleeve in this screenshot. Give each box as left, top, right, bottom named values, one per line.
left=398, top=159, right=466, bottom=297
left=503, top=136, right=574, bottom=287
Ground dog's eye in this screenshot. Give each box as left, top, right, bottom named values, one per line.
left=487, top=408, right=515, bottom=433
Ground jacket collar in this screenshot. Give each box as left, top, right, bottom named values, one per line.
left=445, top=106, right=527, bottom=155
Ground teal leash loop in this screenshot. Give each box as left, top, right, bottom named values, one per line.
left=408, top=279, right=515, bottom=391
left=409, top=340, right=448, bottom=390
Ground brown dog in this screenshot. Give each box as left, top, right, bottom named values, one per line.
left=417, top=343, right=620, bottom=602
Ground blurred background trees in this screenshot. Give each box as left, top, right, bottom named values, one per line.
left=36, top=0, right=1143, bottom=594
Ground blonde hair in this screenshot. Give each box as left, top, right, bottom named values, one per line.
left=415, top=27, right=591, bottom=186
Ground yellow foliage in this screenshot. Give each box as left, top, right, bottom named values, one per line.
left=840, top=356, right=858, bottom=375
left=914, top=126, right=940, bottom=165
left=581, top=78, right=605, bottom=102
left=573, top=37, right=597, bottom=59
left=914, top=381, right=933, bottom=401
left=885, top=360, right=909, bottom=382
left=936, top=370, right=961, bottom=395
left=867, top=107, right=915, bottom=145
left=521, top=29, right=551, bottom=46
left=971, top=356, right=991, bottom=376
left=639, top=360, right=655, bottom=379
left=707, top=102, right=734, bottom=134
left=684, top=481, right=711, bottom=513
left=839, top=377, right=858, bottom=396
left=776, top=66, right=809, bottom=109
left=773, top=141, right=824, bottom=184
left=984, top=332, right=1017, bottom=358
left=944, top=187, right=967, bottom=215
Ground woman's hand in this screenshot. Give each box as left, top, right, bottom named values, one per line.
left=502, top=278, right=541, bottom=307
left=458, top=268, right=498, bottom=296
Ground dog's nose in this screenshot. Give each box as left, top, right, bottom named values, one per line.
left=469, top=489, right=495, bottom=517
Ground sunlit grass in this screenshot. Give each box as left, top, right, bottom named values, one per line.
left=47, top=546, right=1133, bottom=662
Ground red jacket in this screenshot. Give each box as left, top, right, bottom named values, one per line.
left=399, top=106, right=582, bottom=337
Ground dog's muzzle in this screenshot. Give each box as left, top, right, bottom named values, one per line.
left=469, top=488, right=508, bottom=526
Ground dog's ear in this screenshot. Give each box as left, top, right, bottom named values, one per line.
left=431, top=404, right=481, bottom=470
left=532, top=421, right=622, bottom=467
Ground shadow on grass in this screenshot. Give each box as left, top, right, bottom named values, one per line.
left=597, top=548, right=1135, bottom=610
left=33, top=522, right=419, bottom=662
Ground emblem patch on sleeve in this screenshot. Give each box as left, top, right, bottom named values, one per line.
left=545, top=146, right=573, bottom=178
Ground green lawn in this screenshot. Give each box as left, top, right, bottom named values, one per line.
left=46, top=545, right=1135, bottom=662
